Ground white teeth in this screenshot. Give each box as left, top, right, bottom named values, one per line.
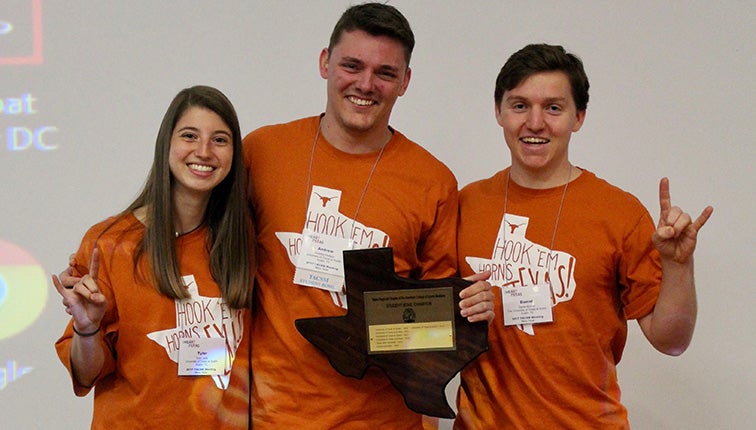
left=189, top=163, right=214, bottom=172
left=348, top=96, right=374, bottom=106
left=522, top=137, right=548, bottom=144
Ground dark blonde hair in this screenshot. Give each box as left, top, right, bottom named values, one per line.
left=117, top=85, right=253, bottom=308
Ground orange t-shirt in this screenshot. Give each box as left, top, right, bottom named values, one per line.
left=55, top=214, right=250, bottom=430
left=456, top=169, right=661, bottom=429
left=244, top=116, right=459, bottom=429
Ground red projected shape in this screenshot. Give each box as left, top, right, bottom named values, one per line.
left=0, top=0, right=43, bottom=65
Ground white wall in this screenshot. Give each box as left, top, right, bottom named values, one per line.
left=0, top=1, right=753, bottom=428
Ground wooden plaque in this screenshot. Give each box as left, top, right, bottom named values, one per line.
left=295, top=247, right=489, bottom=418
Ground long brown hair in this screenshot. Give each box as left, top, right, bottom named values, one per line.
left=114, top=85, right=253, bottom=308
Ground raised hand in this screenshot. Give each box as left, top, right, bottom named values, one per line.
left=52, top=247, right=106, bottom=334
left=652, top=177, right=714, bottom=264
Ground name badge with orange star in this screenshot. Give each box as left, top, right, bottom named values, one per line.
left=178, top=337, right=227, bottom=376
left=294, top=228, right=354, bottom=292
left=502, top=283, right=553, bottom=326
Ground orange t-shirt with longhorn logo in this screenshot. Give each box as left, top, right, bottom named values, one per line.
left=456, top=168, right=661, bottom=429
left=243, top=116, right=459, bottom=429
left=55, top=214, right=250, bottom=430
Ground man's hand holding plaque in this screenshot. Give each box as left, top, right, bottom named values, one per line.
left=295, top=247, right=493, bottom=419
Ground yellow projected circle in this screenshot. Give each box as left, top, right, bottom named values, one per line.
left=0, top=240, right=48, bottom=340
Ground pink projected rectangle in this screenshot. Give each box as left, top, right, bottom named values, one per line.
left=0, top=0, right=43, bottom=65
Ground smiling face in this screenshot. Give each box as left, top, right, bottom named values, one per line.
left=168, top=106, right=233, bottom=202
left=496, top=71, right=586, bottom=188
left=319, top=29, right=411, bottom=151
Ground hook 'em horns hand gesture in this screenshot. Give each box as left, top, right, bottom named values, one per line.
left=652, top=177, right=714, bottom=264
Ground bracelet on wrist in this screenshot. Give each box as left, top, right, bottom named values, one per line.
left=72, top=324, right=101, bottom=337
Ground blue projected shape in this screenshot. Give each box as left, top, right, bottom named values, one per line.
left=0, top=274, right=7, bottom=307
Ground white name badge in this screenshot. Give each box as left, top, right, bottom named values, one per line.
left=294, top=229, right=353, bottom=292
left=178, top=337, right=227, bottom=376
left=502, top=283, right=553, bottom=326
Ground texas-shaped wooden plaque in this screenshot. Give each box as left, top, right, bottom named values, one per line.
left=295, top=247, right=489, bottom=418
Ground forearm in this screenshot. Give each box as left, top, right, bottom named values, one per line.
left=69, top=324, right=106, bottom=387
left=645, top=257, right=697, bottom=356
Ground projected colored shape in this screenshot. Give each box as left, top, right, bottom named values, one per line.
left=0, top=276, right=7, bottom=306
left=0, top=0, right=44, bottom=65
left=0, top=240, right=48, bottom=340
